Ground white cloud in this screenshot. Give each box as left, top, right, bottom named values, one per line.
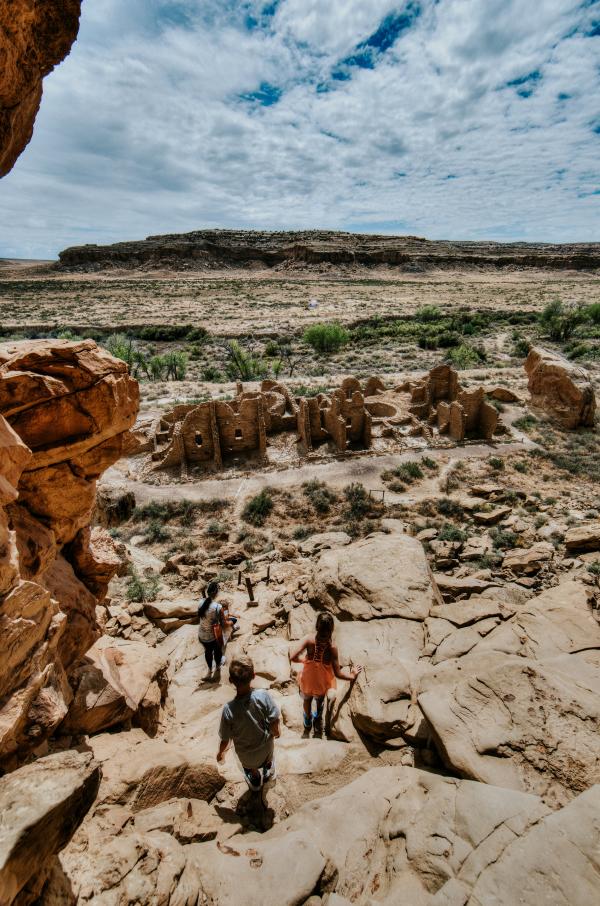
left=0, top=0, right=598, bottom=257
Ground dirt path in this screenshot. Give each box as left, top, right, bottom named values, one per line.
left=104, top=437, right=535, bottom=517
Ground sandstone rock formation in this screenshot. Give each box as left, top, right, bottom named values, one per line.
left=0, top=339, right=138, bottom=768
left=57, top=229, right=600, bottom=272
left=0, top=750, right=100, bottom=905
left=0, top=0, right=82, bottom=176
left=525, top=346, right=596, bottom=428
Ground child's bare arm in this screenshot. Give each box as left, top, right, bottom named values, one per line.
left=216, top=738, right=230, bottom=762
left=270, top=718, right=281, bottom=738
left=331, top=645, right=362, bottom=681
left=289, top=636, right=309, bottom=663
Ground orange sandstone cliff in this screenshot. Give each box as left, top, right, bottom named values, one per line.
left=0, top=339, right=138, bottom=768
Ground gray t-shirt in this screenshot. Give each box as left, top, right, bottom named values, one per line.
left=198, top=600, right=223, bottom=643
left=219, top=689, right=280, bottom=769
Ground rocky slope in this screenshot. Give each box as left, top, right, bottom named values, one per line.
left=0, top=1, right=82, bottom=177
left=57, top=229, right=600, bottom=272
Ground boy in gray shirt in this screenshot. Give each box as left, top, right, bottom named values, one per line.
left=217, top=656, right=280, bottom=791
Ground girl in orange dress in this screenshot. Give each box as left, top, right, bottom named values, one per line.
left=290, top=612, right=361, bottom=735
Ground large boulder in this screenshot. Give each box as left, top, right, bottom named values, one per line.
left=63, top=637, right=168, bottom=737
left=0, top=750, right=100, bottom=906
left=0, top=340, right=139, bottom=766
left=419, top=652, right=600, bottom=806
left=308, top=532, right=439, bottom=621
left=525, top=346, right=596, bottom=428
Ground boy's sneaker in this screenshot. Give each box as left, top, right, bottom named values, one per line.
left=262, top=756, right=276, bottom=784
left=220, top=656, right=227, bottom=667
left=243, top=767, right=263, bottom=792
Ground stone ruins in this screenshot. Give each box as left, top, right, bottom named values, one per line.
left=150, top=366, right=500, bottom=474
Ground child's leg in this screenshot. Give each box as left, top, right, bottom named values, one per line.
left=302, top=696, right=312, bottom=729
left=313, top=696, right=325, bottom=719
left=203, top=641, right=214, bottom=670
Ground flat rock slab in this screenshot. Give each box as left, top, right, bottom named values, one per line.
left=298, top=531, right=351, bottom=555
left=565, top=522, right=600, bottom=552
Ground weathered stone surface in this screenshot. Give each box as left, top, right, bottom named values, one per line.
left=63, top=637, right=168, bottom=736
left=434, top=573, right=498, bottom=600
left=94, top=483, right=136, bottom=527
left=0, top=1, right=82, bottom=177
left=502, top=541, right=554, bottom=574
left=298, top=531, right=352, bottom=555
left=525, top=346, right=596, bottom=428
left=565, top=521, right=600, bottom=552
left=488, top=386, right=521, bottom=402
left=89, top=729, right=225, bottom=811
left=419, top=652, right=600, bottom=806
left=0, top=340, right=139, bottom=765
left=309, top=532, right=439, bottom=621
left=0, top=750, right=100, bottom=906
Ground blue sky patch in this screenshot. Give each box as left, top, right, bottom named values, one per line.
left=241, top=81, right=282, bottom=106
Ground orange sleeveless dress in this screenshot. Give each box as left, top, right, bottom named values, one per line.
left=299, top=639, right=336, bottom=698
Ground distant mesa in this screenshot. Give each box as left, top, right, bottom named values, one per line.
left=57, top=229, right=600, bottom=273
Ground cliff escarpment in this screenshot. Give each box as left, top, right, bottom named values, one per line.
left=58, top=229, right=600, bottom=273
left=0, top=0, right=82, bottom=176
left=0, top=339, right=138, bottom=770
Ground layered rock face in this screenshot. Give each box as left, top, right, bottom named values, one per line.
left=0, top=339, right=138, bottom=768
left=525, top=346, right=596, bottom=428
left=58, top=229, right=600, bottom=272
left=0, top=1, right=82, bottom=176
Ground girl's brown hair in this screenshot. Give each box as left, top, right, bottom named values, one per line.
left=316, top=612, right=334, bottom=641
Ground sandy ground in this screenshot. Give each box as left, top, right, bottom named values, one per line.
left=0, top=262, right=598, bottom=334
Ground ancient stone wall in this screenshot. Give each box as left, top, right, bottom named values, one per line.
left=152, top=377, right=374, bottom=471
left=0, top=340, right=138, bottom=769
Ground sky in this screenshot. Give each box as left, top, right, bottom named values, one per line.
left=1, top=0, right=599, bottom=258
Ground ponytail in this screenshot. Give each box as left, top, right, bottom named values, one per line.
left=199, top=580, right=219, bottom=617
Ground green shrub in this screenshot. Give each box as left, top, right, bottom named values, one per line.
left=416, top=305, right=443, bottom=322
left=513, top=414, right=538, bottom=431
left=303, top=479, right=337, bottom=514
left=587, top=561, right=600, bottom=576
left=293, top=526, right=312, bottom=540
left=438, top=523, right=468, bottom=543
left=490, top=528, right=518, bottom=550
left=202, top=365, right=225, bottom=382
left=343, top=483, right=370, bottom=520
left=303, top=323, right=349, bottom=353
left=126, top=570, right=160, bottom=603
left=539, top=300, right=581, bottom=342
left=242, top=490, right=274, bottom=526
left=225, top=340, right=268, bottom=381
left=383, top=461, right=424, bottom=485
left=421, top=456, right=438, bottom=471
left=488, top=456, right=505, bottom=471
left=446, top=343, right=485, bottom=369
left=436, top=497, right=464, bottom=517
left=146, top=519, right=170, bottom=543
left=511, top=334, right=531, bottom=358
